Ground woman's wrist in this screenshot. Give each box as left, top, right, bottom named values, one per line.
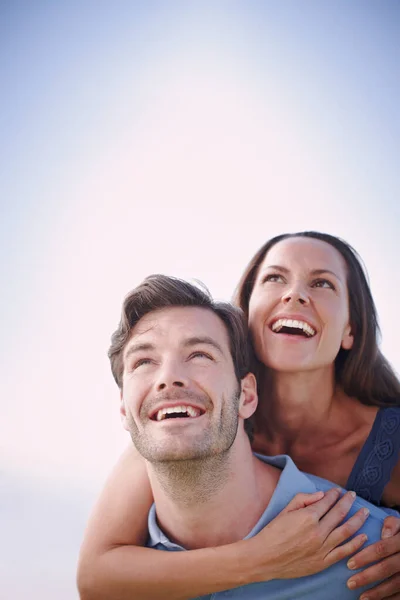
left=231, top=537, right=277, bottom=586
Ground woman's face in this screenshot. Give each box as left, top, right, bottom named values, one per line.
left=248, top=237, right=354, bottom=373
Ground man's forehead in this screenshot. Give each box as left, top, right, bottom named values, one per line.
left=128, top=306, right=229, bottom=345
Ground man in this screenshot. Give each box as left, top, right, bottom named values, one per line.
left=80, top=274, right=396, bottom=599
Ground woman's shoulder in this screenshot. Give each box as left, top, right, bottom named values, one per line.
left=380, top=404, right=400, bottom=413
left=346, top=405, right=400, bottom=508
left=382, top=457, right=400, bottom=509
left=376, top=405, right=400, bottom=440
left=374, top=406, right=400, bottom=509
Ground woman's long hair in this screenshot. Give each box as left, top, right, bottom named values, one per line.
left=234, top=231, right=400, bottom=406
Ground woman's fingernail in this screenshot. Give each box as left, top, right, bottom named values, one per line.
left=347, top=579, right=356, bottom=589
left=382, top=528, right=392, bottom=538
left=347, top=560, right=356, bottom=569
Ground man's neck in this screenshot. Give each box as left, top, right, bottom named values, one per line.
left=146, top=433, right=280, bottom=549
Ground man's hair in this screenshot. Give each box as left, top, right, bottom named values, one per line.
left=109, top=274, right=251, bottom=389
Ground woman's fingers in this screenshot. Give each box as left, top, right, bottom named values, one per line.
left=345, top=523, right=400, bottom=597
left=357, top=573, right=400, bottom=600
left=326, top=507, right=370, bottom=548
left=347, top=533, right=400, bottom=570
left=318, top=490, right=357, bottom=533
left=326, top=533, right=368, bottom=565
left=347, top=565, right=400, bottom=598
left=281, top=490, right=325, bottom=513
left=382, top=516, right=400, bottom=539
left=301, top=487, right=342, bottom=520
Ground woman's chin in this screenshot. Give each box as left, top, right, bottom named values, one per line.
left=262, top=351, right=317, bottom=373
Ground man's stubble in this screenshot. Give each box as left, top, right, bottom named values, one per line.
left=126, top=387, right=242, bottom=505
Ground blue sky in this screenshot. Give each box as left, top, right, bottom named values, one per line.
left=1, top=2, right=399, bottom=597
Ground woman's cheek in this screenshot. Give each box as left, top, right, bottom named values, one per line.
left=249, top=327, right=263, bottom=361
left=249, top=303, right=264, bottom=335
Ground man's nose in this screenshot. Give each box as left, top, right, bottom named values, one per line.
left=155, top=360, right=188, bottom=392
left=281, top=283, right=310, bottom=306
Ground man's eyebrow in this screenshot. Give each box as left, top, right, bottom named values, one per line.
left=262, top=265, right=342, bottom=281
left=124, top=342, right=155, bottom=360
left=183, top=336, right=224, bottom=355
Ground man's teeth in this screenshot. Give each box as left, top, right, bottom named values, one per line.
left=156, top=405, right=200, bottom=421
left=271, top=318, right=316, bottom=337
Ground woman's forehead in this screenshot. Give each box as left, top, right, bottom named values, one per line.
left=260, top=236, right=348, bottom=275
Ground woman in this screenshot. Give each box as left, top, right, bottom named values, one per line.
left=78, top=232, right=400, bottom=600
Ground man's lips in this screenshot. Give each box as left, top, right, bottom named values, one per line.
left=149, top=402, right=206, bottom=422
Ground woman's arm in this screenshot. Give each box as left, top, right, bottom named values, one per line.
left=344, top=457, right=400, bottom=600
left=345, top=517, right=400, bottom=600
left=77, top=445, right=368, bottom=600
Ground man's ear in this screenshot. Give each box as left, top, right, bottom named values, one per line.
left=120, top=390, right=129, bottom=432
left=238, top=372, right=258, bottom=419
left=341, top=323, right=354, bottom=350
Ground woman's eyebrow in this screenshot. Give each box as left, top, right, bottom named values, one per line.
left=263, top=264, right=289, bottom=273
left=311, top=268, right=342, bottom=281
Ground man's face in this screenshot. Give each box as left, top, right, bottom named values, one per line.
left=120, top=306, right=245, bottom=462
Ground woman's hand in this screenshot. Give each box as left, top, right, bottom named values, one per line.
left=248, top=487, right=370, bottom=582
left=346, top=515, right=400, bottom=600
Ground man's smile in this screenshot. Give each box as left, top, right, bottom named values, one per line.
left=150, top=404, right=205, bottom=421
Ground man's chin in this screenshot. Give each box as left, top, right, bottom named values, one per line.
left=142, top=447, right=211, bottom=463
left=130, top=430, right=213, bottom=462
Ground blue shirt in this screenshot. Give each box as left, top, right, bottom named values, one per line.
left=147, top=454, right=399, bottom=600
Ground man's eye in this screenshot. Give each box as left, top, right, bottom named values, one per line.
left=263, top=273, right=284, bottom=283
left=313, top=279, right=335, bottom=290
left=132, top=358, right=153, bottom=370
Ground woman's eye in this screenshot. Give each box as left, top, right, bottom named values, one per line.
left=189, top=351, right=213, bottom=361
left=263, top=273, right=284, bottom=283
left=313, top=279, right=335, bottom=290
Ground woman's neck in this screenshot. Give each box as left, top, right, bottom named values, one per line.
left=253, top=366, right=380, bottom=486
left=255, top=366, right=343, bottom=449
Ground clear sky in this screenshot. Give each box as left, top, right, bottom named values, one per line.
left=1, top=1, right=399, bottom=597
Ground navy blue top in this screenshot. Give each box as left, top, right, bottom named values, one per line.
left=346, top=407, right=400, bottom=506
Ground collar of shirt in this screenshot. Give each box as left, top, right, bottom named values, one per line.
left=146, top=454, right=317, bottom=549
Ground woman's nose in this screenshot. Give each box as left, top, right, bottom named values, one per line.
left=281, top=285, right=309, bottom=306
